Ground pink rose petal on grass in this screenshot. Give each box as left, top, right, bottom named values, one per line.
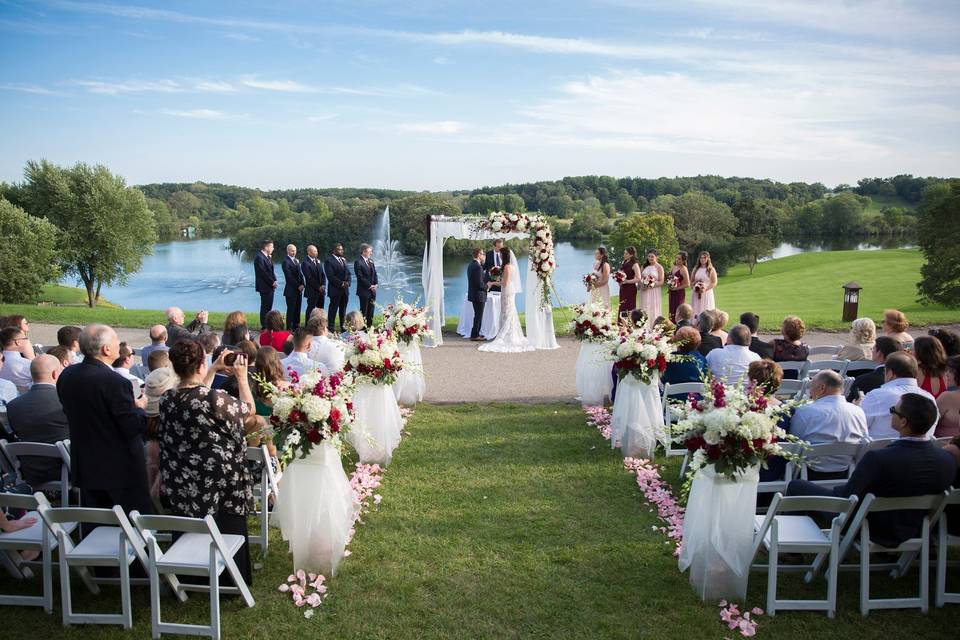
left=751, top=607, right=764, bottom=616
left=278, top=583, right=290, bottom=593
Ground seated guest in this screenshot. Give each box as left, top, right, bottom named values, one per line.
left=788, top=393, right=955, bottom=548
left=45, top=345, right=74, bottom=369
left=0, top=327, right=33, bottom=392
left=259, top=310, right=291, bottom=351
left=224, top=323, right=250, bottom=348
left=306, top=311, right=345, bottom=373
left=929, top=327, right=960, bottom=358
left=861, top=352, right=936, bottom=439
left=837, top=317, right=876, bottom=361
left=674, top=304, right=694, bottom=330
left=221, top=311, right=249, bottom=346
left=147, top=349, right=171, bottom=372
left=914, top=335, right=948, bottom=398
left=663, top=327, right=706, bottom=394
left=280, top=329, right=323, bottom=380
left=790, top=370, right=869, bottom=480
left=143, top=366, right=177, bottom=506
left=697, top=310, right=722, bottom=357
left=219, top=340, right=260, bottom=399
left=197, top=332, right=221, bottom=367
left=139, top=325, right=169, bottom=363
left=935, top=356, right=960, bottom=437
left=848, top=336, right=901, bottom=401
left=771, top=315, right=809, bottom=379
left=1, top=315, right=35, bottom=359
left=5, top=355, right=69, bottom=486
left=706, top=325, right=760, bottom=385
left=712, top=310, right=729, bottom=345
left=159, top=339, right=259, bottom=585
left=748, top=359, right=784, bottom=406
left=740, top=312, right=773, bottom=359
left=165, top=307, right=211, bottom=347
left=943, top=437, right=960, bottom=535
left=341, top=310, right=367, bottom=341
left=881, top=309, right=914, bottom=350
left=0, top=356, right=17, bottom=407
left=112, top=342, right=143, bottom=399
left=253, top=346, right=288, bottom=416
left=56, top=325, right=83, bottom=365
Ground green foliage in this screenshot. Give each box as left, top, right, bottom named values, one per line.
left=820, top=192, right=866, bottom=236
left=916, top=180, right=960, bottom=306
left=606, top=213, right=679, bottom=262
left=0, top=199, right=60, bottom=303
left=147, top=198, right=179, bottom=241
left=650, top=191, right=737, bottom=252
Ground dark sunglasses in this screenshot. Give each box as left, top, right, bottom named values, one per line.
left=889, top=406, right=905, bottom=419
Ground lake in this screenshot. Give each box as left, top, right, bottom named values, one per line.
left=74, top=237, right=911, bottom=316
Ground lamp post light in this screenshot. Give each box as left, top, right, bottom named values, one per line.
left=842, top=281, right=862, bottom=322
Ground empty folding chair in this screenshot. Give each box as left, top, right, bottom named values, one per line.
left=808, top=345, right=842, bottom=358
left=935, top=487, right=960, bottom=607
left=806, top=360, right=850, bottom=376
left=796, top=441, right=862, bottom=490
left=774, top=378, right=806, bottom=401
left=752, top=493, right=859, bottom=617
left=0, top=491, right=57, bottom=612
left=777, top=361, right=810, bottom=380
left=0, top=439, right=72, bottom=506
left=246, top=445, right=279, bottom=555
left=131, top=511, right=255, bottom=640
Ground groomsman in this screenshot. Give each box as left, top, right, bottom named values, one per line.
left=282, top=244, right=305, bottom=330
left=254, top=240, right=277, bottom=330
left=467, top=247, right=487, bottom=341
left=355, top=243, right=379, bottom=329
left=302, top=244, right=326, bottom=323
left=324, top=243, right=351, bottom=333
left=484, top=238, right=504, bottom=293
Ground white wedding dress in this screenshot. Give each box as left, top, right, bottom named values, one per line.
left=479, top=263, right=535, bottom=353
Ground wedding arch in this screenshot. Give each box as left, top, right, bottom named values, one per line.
left=421, top=212, right=559, bottom=349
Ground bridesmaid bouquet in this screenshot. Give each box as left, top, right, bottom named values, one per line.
left=693, top=281, right=705, bottom=299
left=610, top=327, right=676, bottom=384
left=570, top=303, right=614, bottom=342
left=265, top=370, right=355, bottom=462
left=671, top=378, right=798, bottom=480
left=666, top=274, right=681, bottom=290
left=343, top=331, right=404, bottom=385
left=613, top=271, right=627, bottom=285
left=640, top=274, right=658, bottom=289
left=381, top=301, right=430, bottom=346
left=582, top=273, right=598, bottom=289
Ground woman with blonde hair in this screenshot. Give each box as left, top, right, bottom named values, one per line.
left=690, top=251, right=717, bottom=318
left=837, top=317, right=876, bottom=361
left=882, top=309, right=914, bottom=350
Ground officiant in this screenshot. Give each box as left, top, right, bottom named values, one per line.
left=484, top=238, right=504, bottom=292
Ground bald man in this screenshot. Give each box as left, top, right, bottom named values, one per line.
left=6, top=354, right=69, bottom=485
left=282, top=243, right=305, bottom=330
left=165, top=306, right=210, bottom=347
left=140, top=324, right=169, bottom=363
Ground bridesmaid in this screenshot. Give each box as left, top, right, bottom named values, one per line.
left=667, top=251, right=690, bottom=320
left=589, top=246, right=611, bottom=310
left=638, top=249, right=665, bottom=326
left=690, top=251, right=717, bottom=318
left=617, top=246, right=641, bottom=321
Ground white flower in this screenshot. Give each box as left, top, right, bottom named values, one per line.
left=540, top=262, right=551, bottom=272
left=285, top=431, right=302, bottom=448
left=301, top=395, right=331, bottom=423
left=491, top=221, right=502, bottom=232
left=273, top=396, right=296, bottom=419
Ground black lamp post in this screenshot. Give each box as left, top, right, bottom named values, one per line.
left=842, top=281, right=862, bottom=322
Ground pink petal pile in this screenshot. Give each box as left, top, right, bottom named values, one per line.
left=278, top=569, right=328, bottom=614
left=623, top=457, right=685, bottom=557
left=584, top=405, right=612, bottom=441
left=718, top=601, right=764, bottom=637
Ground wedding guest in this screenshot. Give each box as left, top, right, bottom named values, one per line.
left=929, top=327, right=960, bottom=357
left=139, top=325, right=169, bottom=363
left=740, top=312, right=773, bottom=359
left=667, top=251, right=689, bottom=320
left=697, top=310, right=723, bottom=356
left=788, top=393, right=955, bottom=548
left=197, top=332, right=221, bottom=367
left=690, top=251, right=717, bottom=318
left=663, top=327, right=706, bottom=393
left=324, top=243, right=351, bottom=334
left=674, top=304, right=694, bottom=330
left=5, top=355, right=68, bottom=486
left=302, top=245, right=327, bottom=324
left=935, top=356, right=960, bottom=437
left=165, top=307, right=210, bottom=346
left=0, top=327, right=33, bottom=392
left=112, top=342, right=143, bottom=398
left=159, top=338, right=258, bottom=585
left=638, top=249, right=665, bottom=326
left=771, top=315, right=809, bottom=379
left=259, top=310, right=291, bottom=351
left=881, top=309, right=914, bottom=350
left=282, top=244, right=305, bottom=331
left=143, top=366, right=178, bottom=505
left=861, top=352, right=936, bottom=439
left=355, top=243, right=379, bottom=329
left=914, top=335, right=948, bottom=398
left=748, top=359, right=784, bottom=405
left=837, top=317, right=876, bottom=361
left=706, top=325, right=760, bottom=385
left=713, top=310, right=730, bottom=344
left=219, top=340, right=260, bottom=400
left=306, top=311, right=345, bottom=372
left=847, top=336, right=902, bottom=401
left=254, top=239, right=277, bottom=330
left=253, top=346, right=288, bottom=416
left=342, top=310, right=367, bottom=340
left=944, top=437, right=960, bottom=536
left=616, top=246, right=641, bottom=320
left=56, top=325, right=82, bottom=364
left=588, top=247, right=612, bottom=310
left=45, top=345, right=73, bottom=369
left=147, top=349, right=172, bottom=372
left=280, top=329, right=322, bottom=380
left=0, top=356, right=17, bottom=408
left=221, top=311, right=248, bottom=347
left=1, top=315, right=35, bottom=360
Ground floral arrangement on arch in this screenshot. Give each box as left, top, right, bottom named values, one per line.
left=343, top=331, right=404, bottom=385
left=380, top=300, right=431, bottom=346
left=474, top=211, right=556, bottom=308
left=610, top=326, right=676, bottom=385
left=671, top=378, right=800, bottom=480
left=569, top=303, right=615, bottom=342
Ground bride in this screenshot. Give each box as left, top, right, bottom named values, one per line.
left=479, top=247, right=534, bottom=353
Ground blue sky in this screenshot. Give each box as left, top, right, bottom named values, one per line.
left=1, top=0, right=958, bottom=190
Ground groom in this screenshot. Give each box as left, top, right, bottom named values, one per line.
left=467, top=247, right=487, bottom=341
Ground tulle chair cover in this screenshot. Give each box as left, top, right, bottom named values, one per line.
left=349, top=383, right=403, bottom=465
left=575, top=341, right=612, bottom=406
left=524, top=269, right=559, bottom=350
left=394, top=342, right=425, bottom=405
left=610, top=373, right=665, bottom=458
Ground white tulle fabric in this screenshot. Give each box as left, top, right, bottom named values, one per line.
left=479, top=263, right=535, bottom=353
left=394, top=342, right=425, bottom=405
left=524, top=268, right=559, bottom=350
left=348, top=383, right=403, bottom=465
left=273, top=442, right=356, bottom=576
left=679, top=465, right=759, bottom=601
left=575, top=341, right=612, bottom=406
left=308, top=335, right=345, bottom=372
left=610, top=373, right=665, bottom=458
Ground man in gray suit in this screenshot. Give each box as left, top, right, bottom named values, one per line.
left=6, top=354, right=69, bottom=486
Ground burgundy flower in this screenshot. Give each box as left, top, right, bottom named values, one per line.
left=307, top=428, right=324, bottom=444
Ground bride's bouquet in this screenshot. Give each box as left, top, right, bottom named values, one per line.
left=671, top=379, right=798, bottom=479
left=570, top=303, right=614, bottom=342
left=263, top=370, right=355, bottom=462
left=640, top=273, right=658, bottom=289
left=613, top=270, right=627, bottom=285
left=380, top=300, right=430, bottom=346
left=610, top=326, right=675, bottom=384
left=489, top=265, right=503, bottom=282
left=582, top=273, right=598, bottom=290
left=343, top=331, right=404, bottom=385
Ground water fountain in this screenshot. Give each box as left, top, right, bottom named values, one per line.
left=372, top=206, right=417, bottom=299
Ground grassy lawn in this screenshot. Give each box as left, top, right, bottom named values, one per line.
left=2, top=403, right=957, bottom=639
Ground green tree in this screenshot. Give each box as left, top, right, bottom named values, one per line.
left=917, top=180, right=960, bottom=306
left=614, top=190, right=637, bottom=214
left=147, top=197, right=179, bottom=241
left=502, top=193, right=525, bottom=213
left=463, top=194, right=504, bottom=215
left=821, top=192, right=865, bottom=236
left=0, top=198, right=60, bottom=303
left=606, top=213, right=679, bottom=263
left=650, top=191, right=736, bottom=251
left=20, top=160, right=157, bottom=307
left=732, top=236, right=774, bottom=275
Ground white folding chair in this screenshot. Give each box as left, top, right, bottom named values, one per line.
left=756, top=442, right=802, bottom=511
left=245, top=445, right=279, bottom=555
left=935, top=487, right=960, bottom=607
left=0, top=491, right=59, bottom=612
left=0, top=439, right=72, bottom=506
left=808, top=345, right=842, bottom=358
left=797, top=442, right=862, bottom=490
left=774, top=379, right=807, bottom=401
left=752, top=493, right=859, bottom=617
left=131, top=511, right=255, bottom=640
left=777, top=361, right=810, bottom=380
left=806, top=360, right=850, bottom=376
left=854, top=438, right=896, bottom=464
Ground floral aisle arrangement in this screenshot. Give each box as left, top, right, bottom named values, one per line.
left=474, top=211, right=556, bottom=308
left=573, top=304, right=617, bottom=405
left=610, top=326, right=676, bottom=385
left=343, top=331, right=404, bottom=385
left=569, top=303, right=615, bottom=342
left=381, top=300, right=431, bottom=346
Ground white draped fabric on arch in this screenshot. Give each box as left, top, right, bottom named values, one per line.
left=421, top=215, right=558, bottom=349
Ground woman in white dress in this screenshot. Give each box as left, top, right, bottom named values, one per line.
left=588, top=247, right=611, bottom=310
left=638, top=249, right=665, bottom=326
left=690, top=250, right=718, bottom=318
left=479, top=248, right=535, bottom=353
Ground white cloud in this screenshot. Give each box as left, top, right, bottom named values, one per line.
left=222, top=32, right=260, bottom=42
left=0, top=83, right=61, bottom=95
left=71, top=78, right=183, bottom=94
left=157, top=108, right=236, bottom=120
left=240, top=77, right=317, bottom=93
left=398, top=121, right=466, bottom=135
left=306, top=113, right=338, bottom=123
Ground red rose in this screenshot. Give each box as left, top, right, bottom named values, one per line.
left=307, top=428, right=323, bottom=444
left=707, top=445, right=721, bottom=460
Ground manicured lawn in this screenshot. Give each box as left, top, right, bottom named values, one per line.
left=2, top=403, right=957, bottom=639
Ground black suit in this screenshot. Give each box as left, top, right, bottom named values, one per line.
left=282, top=255, right=305, bottom=330
left=254, top=250, right=277, bottom=329
left=467, top=260, right=487, bottom=339
left=483, top=249, right=503, bottom=293
left=788, top=439, right=956, bottom=547
left=56, top=358, right=152, bottom=515
left=324, top=254, right=351, bottom=332
left=6, top=384, right=69, bottom=486
left=355, top=256, right=379, bottom=328
left=848, top=366, right=886, bottom=402
left=698, top=332, right=723, bottom=356
left=302, top=257, right=326, bottom=324
left=749, top=336, right=774, bottom=360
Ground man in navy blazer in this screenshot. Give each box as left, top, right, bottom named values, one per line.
left=483, top=239, right=504, bottom=293
left=281, top=244, right=305, bottom=331
left=56, top=325, right=152, bottom=515
left=6, top=355, right=69, bottom=486
left=788, top=392, right=956, bottom=547
left=324, top=243, right=351, bottom=333
left=254, top=239, right=277, bottom=330
left=302, top=244, right=326, bottom=324
left=354, top=243, right=379, bottom=329
left=467, top=247, right=487, bottom=341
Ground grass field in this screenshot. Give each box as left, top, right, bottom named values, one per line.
left=2, top=403, right=957, bottom=639
left=2, top=250, right=957, bottom=332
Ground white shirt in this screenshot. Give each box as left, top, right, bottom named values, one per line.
left=281, top=351, right=324, bottom=381
left=0, top=350, right=32, bottom=390
left=790, top=394, right=870, bottom=472
left=861, top=377, right=938, bottom=439
left=113, top=367, right=144, bottom=398
left=706, top=345, right=759, bottom=385
left=308, top=335, right=345, bottom=373
left=0, top=378, right=17, bottom=406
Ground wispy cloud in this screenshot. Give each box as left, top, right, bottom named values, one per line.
left=306, top=113, right=338, bottom=123
left=156, top=108, right=238, bottom=120
left=240, top=77, right=316, bottom=93
left=0, top=82, right=63, bottom=96
left=70, top=78, right=184, bottom=95
left=398, top=120, right=466, bottom=135
left=221, top=32, right=260, bottom=43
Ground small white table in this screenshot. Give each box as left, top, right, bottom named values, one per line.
left=456, top=293, right=502, bottom=339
